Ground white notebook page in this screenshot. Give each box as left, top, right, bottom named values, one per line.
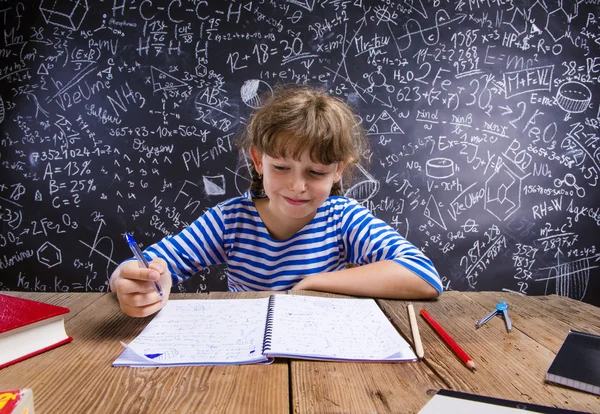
left=114, top=298, right=270, bottom=366
left=266, top=295, right=416, bottom=361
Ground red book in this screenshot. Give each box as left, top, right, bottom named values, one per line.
left=0, top=294, right=72, bottom=370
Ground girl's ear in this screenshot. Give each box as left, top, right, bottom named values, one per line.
left=249, top=146, right=263, bottom=174
left=334, top=162, right=347, bottom=183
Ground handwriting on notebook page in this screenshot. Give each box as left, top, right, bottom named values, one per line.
left=126, top=298, right=269, bottom=363
left=269, top=295, right=409, bottom=360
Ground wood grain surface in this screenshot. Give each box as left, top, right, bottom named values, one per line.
left=0, top=291, right=598, bottom=413
left=379, top=291, right=600, bottom=413
left=288, top=290, right=444, bottom=413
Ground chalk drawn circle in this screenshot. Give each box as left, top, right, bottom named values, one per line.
left=0, top=95, right=4, bottom=124
left=426, top=158, right=454, bottom=179
left=563, top=173, right=576, bottom=187
left=241, top=80, right=273, bottom=108
left=556, top=82, right=591, bottom=113
left=553, top=177, right=563, bottom=188
left=368, top=71, right=386, bottom=88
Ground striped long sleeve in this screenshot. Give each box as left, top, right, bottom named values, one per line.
left=143, top=193, right=442, bottom=295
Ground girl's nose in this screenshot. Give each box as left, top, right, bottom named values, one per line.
left=289, top=174, right=307, bottom=193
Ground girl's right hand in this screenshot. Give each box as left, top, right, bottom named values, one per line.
left=109, top=258, right=172, bottom=317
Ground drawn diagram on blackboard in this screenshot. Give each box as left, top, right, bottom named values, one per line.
left=372, top=5, right=399, bottom=25
left=229, top=154, right=253, bottom=196
left=554, top=174, right=586, bottom=198
left=424, top=195, right=447, bottom=230
left=240, top=80, right=273, bottom=108
left=196, top=59, right=208, bottom=77
left=364, top=66, right=394, bottom=93
left=426, top=158, right=455, bottom=179
left=507, top=7, right=527, bottom=36
left=37, top=242, right=62, bottom=268
left=484, top=162, right=523, bottom=222
left=40, top=0, right=89, bottom=31
left=538, top=253, right=599, bottom=301
left=527, top=0, right=548, bottom=31
left=203, top=175, right=226, bottom=196
left=37, top=63, right=49, bottom=75
left=151, top=67, right=189, bottom=93
left=556, top=81, right=592, bottom=120
left=367, top=110, right=404, bottom=135
left=344, top=165, right=380, bottom=203
left=148, top=97, right=179, bottom=125
left=395, top=10, right=466, bottom=51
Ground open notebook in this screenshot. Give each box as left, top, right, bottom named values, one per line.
left=113, top=294, right=417, bottom=366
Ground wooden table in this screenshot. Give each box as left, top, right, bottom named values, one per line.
left=1, top=291, right=598, bottom=413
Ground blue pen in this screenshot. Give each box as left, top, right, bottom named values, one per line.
left=125, top=233, right=163, bottom=297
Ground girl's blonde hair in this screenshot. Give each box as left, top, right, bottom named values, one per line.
left=240, top=84, right=368, bottom=196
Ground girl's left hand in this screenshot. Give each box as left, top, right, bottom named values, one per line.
left=292, top=275, right=315, bottom=290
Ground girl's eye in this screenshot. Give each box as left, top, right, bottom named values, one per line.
left=273, top=165, right=288, bottom=171
left=310, top=171, right=327, bottom=176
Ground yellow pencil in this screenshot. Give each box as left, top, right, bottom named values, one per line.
left=407, top=303, right=424, bottom=359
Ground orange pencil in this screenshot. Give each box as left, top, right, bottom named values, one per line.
left=420, top=309, right=476, bottom=371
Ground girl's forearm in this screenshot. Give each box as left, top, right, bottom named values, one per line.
left=293, top=260, right=440, bottom=299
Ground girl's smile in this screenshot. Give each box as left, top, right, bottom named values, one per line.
left=283, top=196, right=310, bottom=206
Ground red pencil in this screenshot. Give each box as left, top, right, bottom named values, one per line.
left=420, top=309, right=476, bottom=371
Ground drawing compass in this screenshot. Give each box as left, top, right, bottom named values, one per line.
left=475, top=302, right=512, bottom=333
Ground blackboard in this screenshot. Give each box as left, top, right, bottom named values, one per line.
left=1, top=0, right=599, bottom=305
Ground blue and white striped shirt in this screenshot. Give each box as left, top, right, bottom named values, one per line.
left=144, top=193, right=442, bottom=295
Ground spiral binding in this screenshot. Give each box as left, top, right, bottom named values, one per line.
left=262, top=295, right=276, bottom=354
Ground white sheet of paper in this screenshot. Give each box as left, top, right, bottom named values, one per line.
left=113, top=298, right=270, bottom=366
left=267, top=295, right=416, bottom=361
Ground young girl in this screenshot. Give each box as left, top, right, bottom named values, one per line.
left=110, top=85, right=442, bottom=317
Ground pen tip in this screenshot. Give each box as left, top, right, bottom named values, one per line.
left=125, top=233, right=133, bottom=243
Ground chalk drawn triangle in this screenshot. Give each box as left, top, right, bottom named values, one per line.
left=37, top=63, right=49, bottom=75
left=150, top=67, right=188, bottom=93
left=424, top=195, right=447, bottom=230
left=203, top=175, right=226, bottom=196
left=367, top=110, right=404, bottom=135
left=531, top=23, right=542, bottom=34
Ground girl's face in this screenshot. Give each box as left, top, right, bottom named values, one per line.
left=250, top=146, right=345, bottom=222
